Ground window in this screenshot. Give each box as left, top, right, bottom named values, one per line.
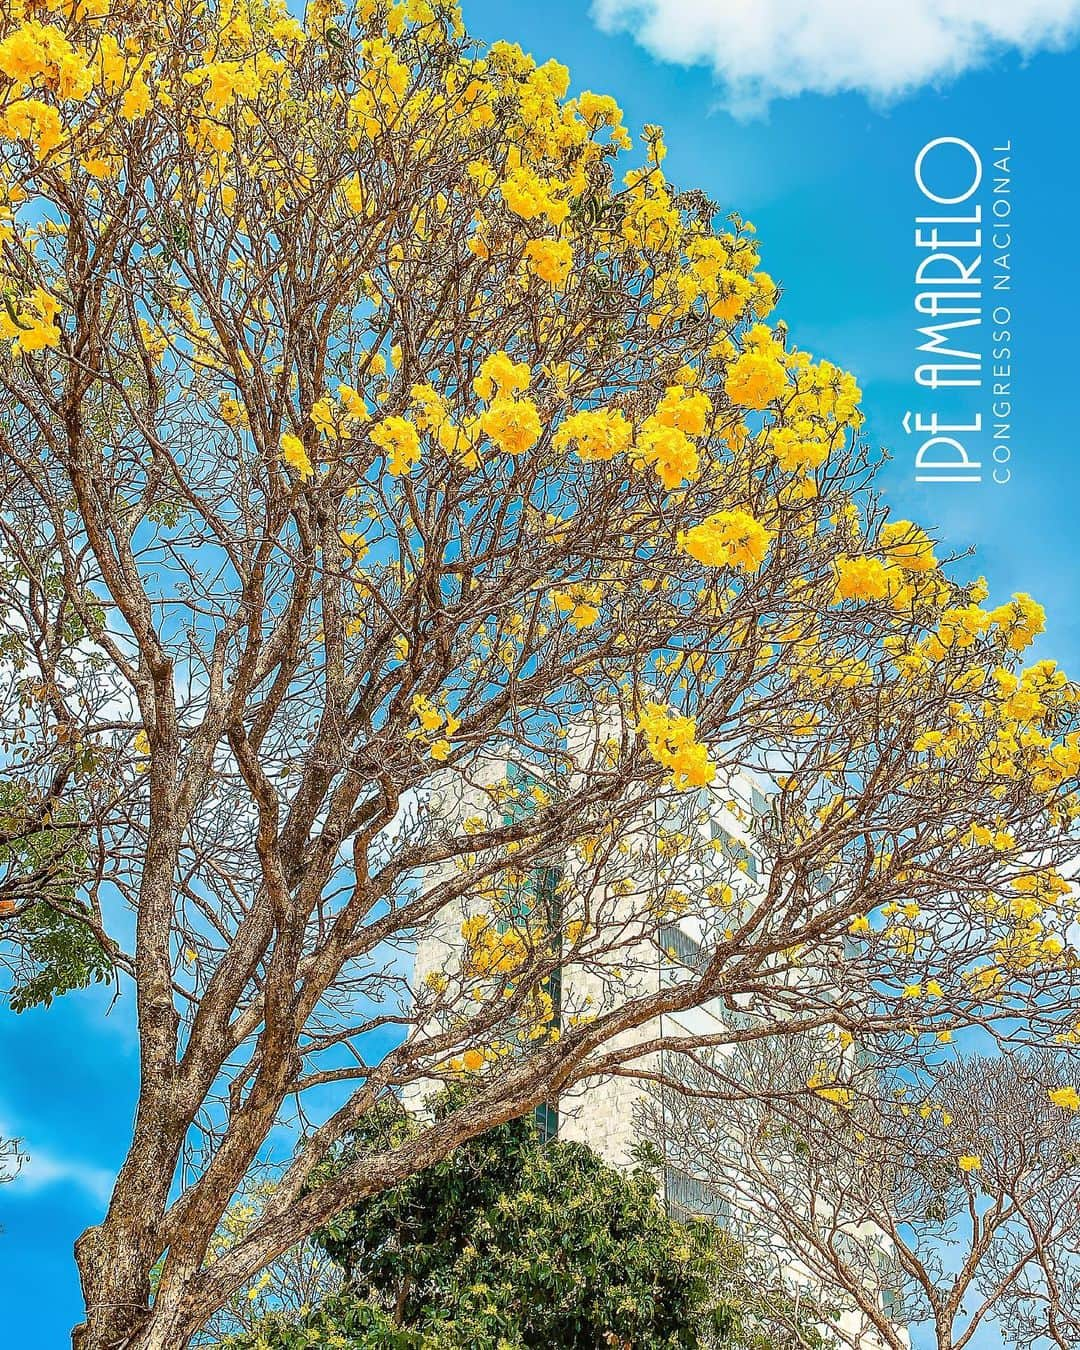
left=664, top=1165, right=730, bottom=1225
left=659, top=923, right=705, bottom=972
left=534, top=1102, right=559, bottom=1142
left=711, top=822, right=759, bottom=881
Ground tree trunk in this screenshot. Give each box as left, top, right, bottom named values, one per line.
left=72, top=1220, right=154, bottom=1350
left=72, top=1230, right=203, bottom=1350
left=71, top=1128, right=187, bottom=1348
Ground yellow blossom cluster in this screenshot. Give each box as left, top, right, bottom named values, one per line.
left=0, top=285, right=60, bottom=354
left=724, top=325, right=788, bottom=410
left=460, top=913, right=529, bottom=978
left=279, top=433, right=313, bottom=480
left=552, top=407, right=632, bottom=463
left=638, top=702, right=716, bottom=790
left=679, top=509, right=773, bottom=573
left=634, top=384, right=713, bottom=490
left=500, top=164, right=568, bottom=226
left=807, top=1072, right=853, bottom=1110
left=552, top=583, right=603, bottom=630
left=464, top=350, right=542, bottom=455
left=832, top=555, right=890, bottom=604
left=524, top=237, right=573, bottom=288
left=370, top=415, right=421, bottom=476
left=761, top=354, right=862, bottom=475
left=410, top=693, right=460, bottom=762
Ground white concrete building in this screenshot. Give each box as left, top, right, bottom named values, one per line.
left=406, top=741, right=907, bottom=1349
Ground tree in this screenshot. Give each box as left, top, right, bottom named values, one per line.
left=0, top=618, right=114, bottom=1011
left=0, top=1, right=1078, bottom=1346
left=187, top=1175, right=344, bottom=1348
left=1, top=1134, right=25, bottom=1185
left=220, top=1094, right=827, bottom=1350
left=0, top=1134, right=26, bottom=1241
left=645, top=1045, right=1080, bottom=1350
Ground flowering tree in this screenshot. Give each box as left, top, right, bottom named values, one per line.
left=1, top=2, right=1079, bottom=1347
left=212, top=1093, right=830, bottom=1350
left=219, top=1099, right=741, bottom=1350
left=643, top=1049, right=1080, bottom=1350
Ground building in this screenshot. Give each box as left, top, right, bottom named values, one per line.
left=406, top=734, right=907, bottom=1349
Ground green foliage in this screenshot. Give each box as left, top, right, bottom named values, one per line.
left=218, top=1293, right=422, bottom=1349
left=4, top=900, right=112, bottom=1011
left=224, top=1088, right=825, bottom=1350
left=310, top=1091, right=543, bottom=1309
left=0, top=778, right=111, bottom=1010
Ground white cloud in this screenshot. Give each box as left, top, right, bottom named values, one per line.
left=13, top=1150, right=114, bottom=1203
left=1, top=1117, right=113, bottom=1203
left=591, top=0, right=1080, bottom=112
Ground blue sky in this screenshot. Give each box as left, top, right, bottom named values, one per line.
left=4, top=3, right=1080, bottom=1344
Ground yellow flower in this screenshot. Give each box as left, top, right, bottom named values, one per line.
left=409, top=383, right=448, bottom=432
left=725, top=350, right=786, bottom=409
left=990, top=593, right=1045, bottom=653
left=81, top=155, right=113, bottom=179
left=474, top=351, right=531, bottom=401
left=638, top=702, right=716, bottom=790
left=218, top=395, right=245, bottom=427
left=553, top=407, right=631, bottom=463
left=462, top=1048, right=484, bottom=1072
left=339, top=531, right=368, bottom=563
left=957, top=1154, right=982, bottom=1173
left=411, top=694, right=443, bottom=732
left=0, top=97, right=64, bottom=157
left=810, top=1080, right=853, bottom=1109
left=577, top=89, right=628, bottom=140
left=338, top=384, right=369, bottom=422
left=311, top=398, right=338, bottom=438
left=679, top=510, right=773, bottom=573
left=1049, top=1086, right=1080, bottom=1111
left=370, top=416, right=421, bottom=476
left=430, top=738, right=451, bottom=761
left=279, top=433, right=313, bottom=479
left=880, top=520, right=937, bottom=572
left=500, top=165, right=566, bottom=226
left=1, top=286, right=61, bottom=355
left=652, top=385, right=712, bottom=436
left=552, top=584, right=603, bottom=629
left=524, top=238, right=573, bottom=288
left=766, top=426, right=829, bottom=474
left=832, top=556, right=890, bottom=604
left=121, top=74, right=153, bottom=122
left=635, top=422, right=699, bottom=490
left=480, top=397, right=542, bottom=456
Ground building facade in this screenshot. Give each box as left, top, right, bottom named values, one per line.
left=406, top=744, right=907, bottom=1349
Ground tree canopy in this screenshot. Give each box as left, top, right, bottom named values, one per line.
left=648, top=1045, right=1080, bottom=1350
left=0, top=1, right=1078, bottom=1346
left=220, top=1095, right=827, bottom=1350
